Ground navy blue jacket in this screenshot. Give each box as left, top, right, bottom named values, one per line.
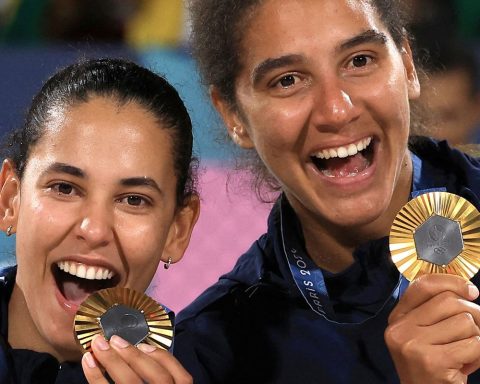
left=0, top=267, right=87, bottom=384
left=174, top=138, right=480, bottom=383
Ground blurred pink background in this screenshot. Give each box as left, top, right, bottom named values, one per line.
left=147, top=165, right=271, bottom=313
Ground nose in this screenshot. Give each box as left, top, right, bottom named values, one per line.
left=310, top=81, right=359, bottom=130
left=76, top=200, right=114, bottom=248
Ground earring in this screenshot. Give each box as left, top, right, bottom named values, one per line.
left=6, top=225, right=13, bottom=237
left=232, top=126, right=242, bottom=144
left=164, top=257, right=172, bottom=270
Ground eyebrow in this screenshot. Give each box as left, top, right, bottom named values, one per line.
left=251, top=30, right=388, bottom=85
left=337, top=29, right=388, bottom=53
left=43, top=162, right=163, bottom=194
left=43, top=162, right=85, bottom=178
left=120, top=177, right=163, bottom=195
left=252, top=54, right=304, bottom=85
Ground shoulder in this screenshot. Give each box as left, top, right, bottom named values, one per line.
left=410, top=136, right=480, bottom=184
left=410, top=136, right=480, bottom=169
left=176, top=196, right=298, bottom=326
left=173, top=235, right=271, bottom=383
left=176, top=234, right=269, bottom=325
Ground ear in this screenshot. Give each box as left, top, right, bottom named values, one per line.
left=162, top=195, right=200, bottom=265
left=401, top=40, right=420, bottom=100
left=210, top=86, right=255, bottom=149
left=0, top=159, right=20, bottom=234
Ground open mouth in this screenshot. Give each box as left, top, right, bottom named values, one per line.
left=310, top=137, right=374, bottom=178
left=53, top=261, right=120, bottom=306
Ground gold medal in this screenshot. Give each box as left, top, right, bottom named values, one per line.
left=389, top=191, right=480, bottom=281
left=74, top=287, right=174, bottom=353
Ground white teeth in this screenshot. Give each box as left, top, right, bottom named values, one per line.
left=95, top=268, right=103, bottom=280
left=347, top=144, right=357, bottom=156
left=313, top=137, right=372, bottom=160
left=76, top=264, right=86, bottom=278
left=86, top=266, right=96, bottom=280
left=337, top=147, right=348, bottom=158
left=57, top=260, right=114, bottom=281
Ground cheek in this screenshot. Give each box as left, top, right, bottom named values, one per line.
left=14, top=199, right=72, bottom=293
left=16, top=198, right=74, bottom=262
left=116, top=219, right=169, bottom=286
left=364, top=78, right=411, bottom=136
left=247, top=101, right=310, bottom=151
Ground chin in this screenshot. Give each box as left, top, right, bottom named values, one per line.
left=50, top=334, right=83, bottom=362
left=326, top=198, right=388, bottom=230
left=38, top=314, right=80, bottom=361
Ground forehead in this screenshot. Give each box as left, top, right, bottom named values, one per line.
left=44, top=96, right=168, bottom=141
left=29, top=97, right=174, bottom=171
left=239, top=0, right=385, bottom=58
left=246, top=0, right=377, bottom=28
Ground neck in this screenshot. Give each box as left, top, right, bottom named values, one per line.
left=8, top=283, right=79, bottom=362
left=296, top=153, right=413, bottom=273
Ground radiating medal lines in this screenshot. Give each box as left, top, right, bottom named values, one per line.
left=74, top=287, right=174, bottom=353
left=390, top=191, right=480, bottom=281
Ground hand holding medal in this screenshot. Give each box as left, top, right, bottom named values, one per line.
left=74, top=288, right=189, bottom=383
left=386, top=191, right=480, bottom=383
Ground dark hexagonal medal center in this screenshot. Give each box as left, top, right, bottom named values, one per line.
left=413, top=214, right=464, bottom=266
left=100, top=304, right=149, bottom=346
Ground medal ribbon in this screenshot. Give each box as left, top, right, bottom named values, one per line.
left=281, top=152, right=445, bottom=322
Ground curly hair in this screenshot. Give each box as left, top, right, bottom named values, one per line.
left=189, top=0, right=424, bottom=199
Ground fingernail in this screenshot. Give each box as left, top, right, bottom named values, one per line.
left=137, top=343, right=157, bottom=354
left=110, top=335, right=129, bottom=349
left=93, top=335, right=110, bottom=351
left=83, top=352, right=96, bottom=368
left=468, top=284, right=479, bottom=299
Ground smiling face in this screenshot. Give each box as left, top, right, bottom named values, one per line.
left=2, top=97, right=198, bottom=360
left=215, top=0, right=420, bottom=235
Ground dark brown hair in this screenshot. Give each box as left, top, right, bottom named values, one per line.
left=189, top=0, right=423, bottom=199
left=4, top=58, right=198, bottom=207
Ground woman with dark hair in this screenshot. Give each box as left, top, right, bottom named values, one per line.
left=174, top=1, right=480, bottom=383
left=0, top=58, right=199, bottom=383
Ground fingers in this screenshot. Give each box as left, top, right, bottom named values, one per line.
left=385, top=332, right=480, bottom=383
left=386, top=274, right=480, bottom=383
left=447, top=336, right=480, bottom=371
left=84, top=335, right=192, bottom=384
left=386, top=311, right=480, bottom=347
left=389, top=274, right=479, bottom=323
left=82, top=352, right=110, bottom=384
left=393, top=290, right=480, bottom=328
left=429, top=312, right=480, bottom=345
left=91, top=335, right=145, bottom=384
left=135, top=343, right=193, bottom=383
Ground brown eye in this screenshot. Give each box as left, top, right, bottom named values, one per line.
left=117, top=194, right=151, bottom=207
left=352, top=55, right=369, bottom=68
left=126, top=196, right=143, bottom=206
left=279, top=75, right=296, bottom=88
left=55, top=183, right=74, bottom=195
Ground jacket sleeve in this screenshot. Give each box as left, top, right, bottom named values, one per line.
left=173, top=300, right=239, bottom=384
